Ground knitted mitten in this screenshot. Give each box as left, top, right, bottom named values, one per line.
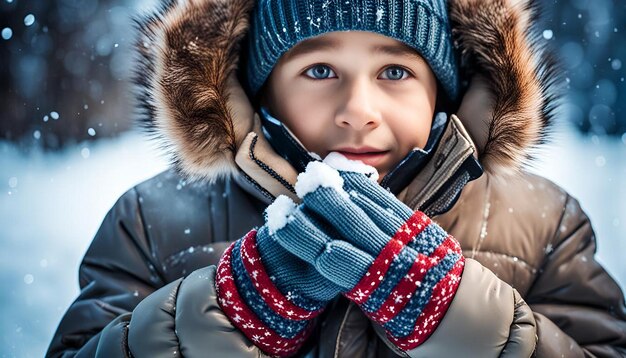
left=271, top=157, right=465, bottom=351
left=215, top=196, right=342, bottom=357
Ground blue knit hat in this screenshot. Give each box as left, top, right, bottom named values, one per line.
left=246, top=0, right=459, bottom=100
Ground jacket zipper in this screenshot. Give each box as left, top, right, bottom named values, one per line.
left=333, top=303, right=354, bottom=358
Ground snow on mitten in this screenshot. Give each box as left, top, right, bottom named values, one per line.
left=273, top=159, right=465, bottom=351
left=215, top=196, right=342, bottom=357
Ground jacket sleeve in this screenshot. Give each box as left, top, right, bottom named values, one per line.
left=374, top=195, right=626, bottom=357
left=525, top=195, right=626, bottom=357
left=414, top=259, right=539, bottom=357
left=96, top=266, right=268, bottom=358
left=371, top=259, right=537, bottom=358
left=46, top=188, right=266, bottom=357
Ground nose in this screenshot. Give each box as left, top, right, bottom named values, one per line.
left=334, top=78, right=382, bottom=131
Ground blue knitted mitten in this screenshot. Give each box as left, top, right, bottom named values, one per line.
left=271, top=157, right=465, bottom=351
left=216, top=196, right=342, bottom=357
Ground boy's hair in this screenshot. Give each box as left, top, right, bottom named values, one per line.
left=245, top=0, right=460, bottom=100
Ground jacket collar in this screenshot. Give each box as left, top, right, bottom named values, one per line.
left=233, top=110, right=480, bottom=212
left=134, top=0, right=561, bottom=197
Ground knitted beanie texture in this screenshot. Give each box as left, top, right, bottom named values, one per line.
left=246, top=0, right=459, bottom=99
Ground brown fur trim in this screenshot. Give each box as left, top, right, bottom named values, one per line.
left=134, top=0, right=561, bottom=182
left=450, top=0, right=561, bottom=176
left=134, top=0, right=255, bottom=182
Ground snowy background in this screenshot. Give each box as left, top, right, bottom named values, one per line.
left=1, top=0, right=625, bottom=357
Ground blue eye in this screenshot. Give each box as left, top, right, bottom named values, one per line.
left=380, top=66, right=409, bottom=80
left=305, top=65, right=336, bottom=79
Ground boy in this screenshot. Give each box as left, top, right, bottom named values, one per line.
left=48, top=0, right=626, bottom=357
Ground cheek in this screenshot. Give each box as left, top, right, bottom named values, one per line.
left=387, top=95, right=434, bottom=150
left=271, top=87, right=331, bottom=152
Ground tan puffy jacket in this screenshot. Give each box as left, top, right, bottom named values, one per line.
left=47, top=0, right=626, bottom=356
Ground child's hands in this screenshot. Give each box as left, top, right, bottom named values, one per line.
left=216, top=196, right=342, bottom=357
left=272, top=157, right=465, bottom=351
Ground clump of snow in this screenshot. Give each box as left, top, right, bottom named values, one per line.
left=265, top=195, right=296, bottom=233
left=543, top=29, right=553, bottom=40
left=1, top=27, right=12, bottom=40
left=23, top=14, right=35, bottom=27
left=295, top=161, right=347, bottom=199
left=323, top=152, right=379, bottom=182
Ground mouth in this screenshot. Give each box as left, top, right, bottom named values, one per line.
left=332, top=147, right=390, bottom=167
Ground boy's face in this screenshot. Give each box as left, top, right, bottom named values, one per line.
left=263, top=31, right=437, bottom=179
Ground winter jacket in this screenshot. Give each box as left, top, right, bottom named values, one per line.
left=47, top=0, right=626, bottom=357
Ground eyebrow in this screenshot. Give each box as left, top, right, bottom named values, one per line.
left=281, top=37, right=339, bottom=62
left=282, top=35, right=425, bottom=64
left=373, top=44, right=426, bottom=63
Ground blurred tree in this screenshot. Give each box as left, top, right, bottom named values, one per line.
left=551, top=0, right=626, bottom=135
left=0, top=0, right=155, bottom=150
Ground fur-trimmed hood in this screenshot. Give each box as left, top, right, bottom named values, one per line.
left=134, top=0, right=560, bottom=183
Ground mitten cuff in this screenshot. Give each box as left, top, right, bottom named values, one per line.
left=344, top=211, right=465, bottom=351
left=399, top=260, right=523, bottom=357
left=216, top=231, right=322, bottom=357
